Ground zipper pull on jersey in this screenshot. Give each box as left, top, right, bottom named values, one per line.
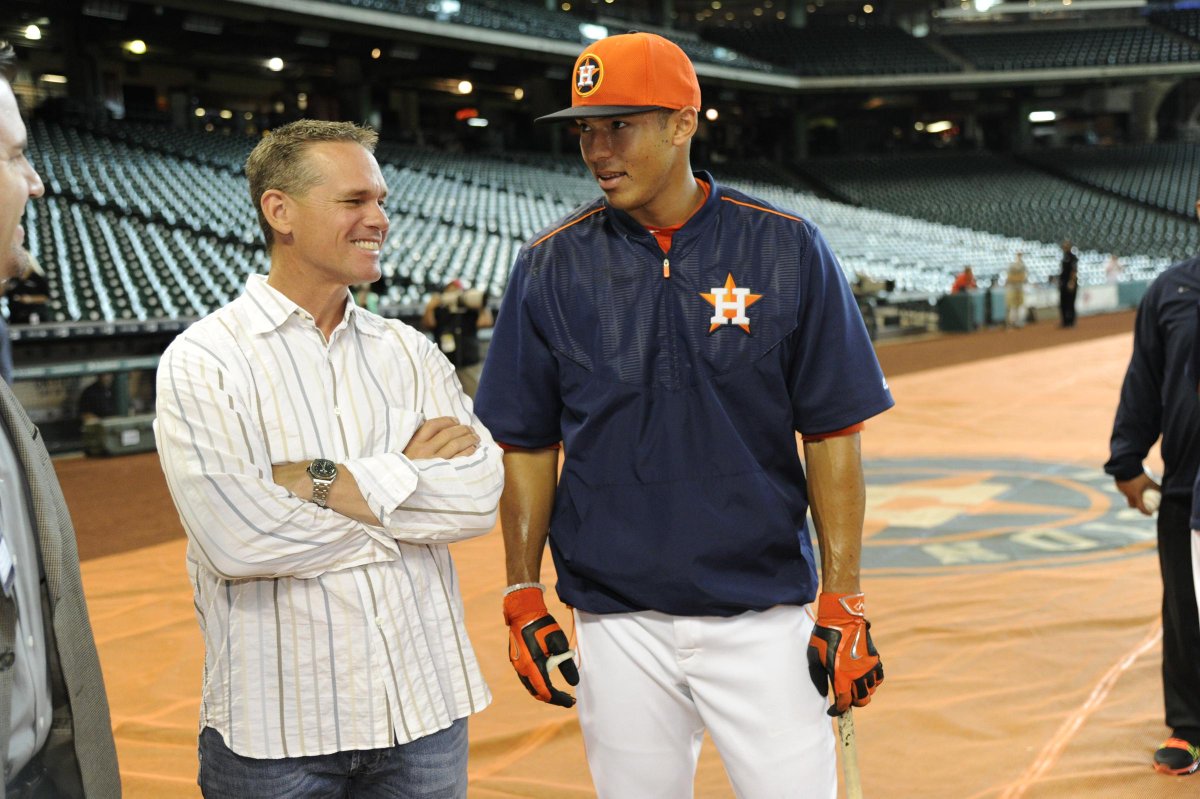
left=663, top=258, right=670, bottom=279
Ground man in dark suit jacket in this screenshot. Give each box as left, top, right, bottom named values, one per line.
left=0, top=40, right=120, bottom=796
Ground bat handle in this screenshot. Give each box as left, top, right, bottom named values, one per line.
left=838, top=709, right=864, bottom=799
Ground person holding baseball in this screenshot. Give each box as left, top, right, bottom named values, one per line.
left=1105, top=203, right=1200, bottom=775
left=475, top=32, right=892, bottom=797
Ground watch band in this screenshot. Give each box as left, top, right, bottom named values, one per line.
left=310, top=478, right=333, bottom=508
left=307, top=459, right=337, bottom=509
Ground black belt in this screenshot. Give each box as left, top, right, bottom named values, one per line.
left=6, top=750, right=53, bottom=799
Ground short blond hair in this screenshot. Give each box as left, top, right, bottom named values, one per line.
left=245, top=119, right=379, bottom=247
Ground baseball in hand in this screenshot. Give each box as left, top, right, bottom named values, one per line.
left=1142, top=488, right=1162, bottom=514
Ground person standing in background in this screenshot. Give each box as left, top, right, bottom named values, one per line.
left=1105, top=205, right=1200, bottom=774
left=422, top=279, right=493, bottom=398
left=1005, top=251, right=1027, bottom=329
left=1059, top=240, right=1078, bottom=327
left=7, top=249, right=48, bottom=324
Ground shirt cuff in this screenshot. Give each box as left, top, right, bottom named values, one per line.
left=1103, top=458, right=1145, bottom=482
left=342, top=452, right=420, bottom=526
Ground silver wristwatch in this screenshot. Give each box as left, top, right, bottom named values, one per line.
left=306, top=458, right=338, bottom=508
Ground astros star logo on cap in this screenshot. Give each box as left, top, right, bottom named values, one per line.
left=575, top=54, right=603, bottom=97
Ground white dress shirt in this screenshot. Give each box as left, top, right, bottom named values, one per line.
left=0, top=423, right=50, bottom=780
left=154, top=275, right=502, bottom=758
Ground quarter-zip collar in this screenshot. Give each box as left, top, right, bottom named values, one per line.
left=605, top=171, right=721, bottom=257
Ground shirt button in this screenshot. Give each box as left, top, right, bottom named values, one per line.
left=375, top=616, right=385, bottom=627
left=334, top=407, right=341, bottom=416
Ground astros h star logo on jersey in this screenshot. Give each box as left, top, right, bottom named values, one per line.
left=700, top=273, right=763, bottom=334
left=574, top=54, right=603, bottom=97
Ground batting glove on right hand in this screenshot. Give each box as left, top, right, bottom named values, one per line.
left=807, top=591, right=884, bottom=716
left=502, top=586, right=579, bottom=708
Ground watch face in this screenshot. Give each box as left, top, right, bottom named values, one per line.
left=308, top=458, right=337, bottom=480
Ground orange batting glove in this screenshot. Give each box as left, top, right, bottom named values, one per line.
left=807, top=591, right=884, bottom=717
left=502, top=585, right=579, bottom=708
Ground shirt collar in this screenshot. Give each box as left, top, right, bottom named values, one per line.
left=606, top=170, right=721, bottom=243
left=241, top=274, right=385, bottom=338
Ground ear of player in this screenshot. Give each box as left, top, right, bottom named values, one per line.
left=807, top=591, right=884, bottom=717
left=502, top=586, right=580, bottom=708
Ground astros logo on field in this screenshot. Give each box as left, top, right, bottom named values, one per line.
left=700, top=273, right=762, bottom=333
left=858, top=458, right=1158, bottom=576
left=574, top=54, right=603, bottom=97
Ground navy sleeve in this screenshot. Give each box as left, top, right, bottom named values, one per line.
left=788, top=227, right=894, bottom=434
left=474, top=252, right=563, bottom=448
left=1104, top=282, right=1164, bottom=481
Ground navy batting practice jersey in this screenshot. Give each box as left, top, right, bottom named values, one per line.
left=475, top=173, right=894, bottom=616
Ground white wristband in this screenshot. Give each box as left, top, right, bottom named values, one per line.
left=503, top=582, right=545, bottom=596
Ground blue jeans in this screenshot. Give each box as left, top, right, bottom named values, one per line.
left=198, top=720, right=469, bottom=799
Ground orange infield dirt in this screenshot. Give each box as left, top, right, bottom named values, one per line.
left=55, top=309, right=1200, bottom=798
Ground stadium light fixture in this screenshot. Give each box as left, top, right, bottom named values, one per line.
left=220, top=109, right=233, bottom=120
left=127, top=39, right=147, bottom=55
left=1028, top=110, right=1057, bottom=122
left=467, top=117, right=489, bottom=127
left=705, top=108, right=719, bottom=122
left=580, top=23, right=609, bottom=40
left=267, top=57, right=285, bottom=72
left=39, top=74, right=68, bottom=84
left=194, top=107, right=206, bottom=117
left=457, top=80, right=473, bottom=95
left=925, top=120, right=953, bottom=133
left=514, top=87, right=525, bottom=100
left=437, top=0, right=462, bottom=13
left=24, top=25, right=42, bottom=41
left=371, top=47, right=382, bottom=59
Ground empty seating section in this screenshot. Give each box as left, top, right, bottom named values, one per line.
left=30, top=121, right=258, bottom=243
left=801, top=152, right=1190, bottom=283
left=23, top=121, right=1179, bottom=329
left=943, top=26, right=1198, bottom=70
left=704, top=23, right=959, bottom=75
left=1022, top=143, right=1200, bottom=219
left=24, top=122, right=595, bottom=323
left=1150, top=9, right=1200, bottom=42
left=88, top=119, right=253, bottom=171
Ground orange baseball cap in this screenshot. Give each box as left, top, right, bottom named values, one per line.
left=536, top=32, right=701, bottom=123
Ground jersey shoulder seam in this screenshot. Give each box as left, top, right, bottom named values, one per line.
left=719, top=195, right=805, bottom=224
left=530, top=206, right=606, bottom=249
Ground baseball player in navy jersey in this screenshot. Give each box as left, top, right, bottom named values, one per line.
left=474, top=32, right=893, bottom=797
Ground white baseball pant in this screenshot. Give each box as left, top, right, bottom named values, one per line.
left=573, top=604, right=837, bottom=799
left=1193, top=529, right=1200, bottom=626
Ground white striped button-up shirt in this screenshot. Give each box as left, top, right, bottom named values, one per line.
left=154, top=274, right=502, bottom=758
